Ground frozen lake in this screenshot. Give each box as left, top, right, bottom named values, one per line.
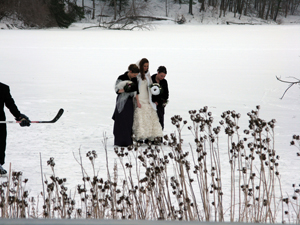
left=0, top=24, right=300, bottom=219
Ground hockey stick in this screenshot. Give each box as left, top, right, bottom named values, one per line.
left=0, top=108, right=64, bottom=124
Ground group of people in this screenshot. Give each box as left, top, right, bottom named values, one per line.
left=112, top=58, right=169, bottom=147
left=0, top=59, right=168, bottom=174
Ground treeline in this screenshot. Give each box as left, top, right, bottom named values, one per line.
left=0, top=0, right=299, bottom=28
left=81, top=0, right=300, bottom=22
left=207, top=0, right=300, bottom=21
left=0, top=0, right=84, bottom=28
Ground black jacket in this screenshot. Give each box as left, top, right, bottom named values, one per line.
left=0, top=82, right=21, bottom=121
left=116, top=72, right=139, bottom=94
left=151, top=74, right=169, bottom=106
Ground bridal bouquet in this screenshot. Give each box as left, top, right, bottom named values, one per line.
left=124, top=81, right=136, bottom=92
left=117, top=80, right=136, bottom=92
left=149, top=83, right=161, bottom=96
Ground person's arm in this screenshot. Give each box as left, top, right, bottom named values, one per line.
left=4, top=86, right=21, bottom=119
left=161, top=80, right=169, bottom=101
left=132, top=78, right=139, bottom=95
left=115, top=74, right=129, bottom=94
left=136, top=94, right=141, bottom=108
left=4, top=85, right=30, bottom=126
left=151, top=94, right=159, bottom=105
left=154, top=80, right=168, bottom=106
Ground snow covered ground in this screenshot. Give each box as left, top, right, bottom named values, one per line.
left=0, top=24, right=300, bottom=218
left=1, top=0, right=300, bottom=30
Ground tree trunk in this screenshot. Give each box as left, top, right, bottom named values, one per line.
left=273, top=0, right=282, bottom=21
left=291, top=0, right=300, bottom=15
left=236, top=0, right=241, bottom=14
left=285, top=0, right=289, bottom=17
left=132, top=0, right=136, bottom=16
left=219, top=0, right=224, bottom=17
left=92, top=0, right=95, bottom=19
left=258, top=0, right=267, bottom=19
left=244, top=0, right=249, bottom=16
left=114, top=0, right=117, bottom=20
left=254, top=0, right=258, bottom=10
left=82, top=0, right=84, bottom=8
left=224, top=0, right=229, bottom=16
left=228, top=0, right=233, bottom=12
left=199, top=0, right=205, bottom=12
left=262, top=0, right=267, bottom=18
left=234, top=0, right=237, bottom=17
left=189, top=0, right=193, bottom=15
left=238, top=0, right=245, bottom=19
left=165, top=0, right=168, bottom=16
left=265, top=0, right=272, bottom=20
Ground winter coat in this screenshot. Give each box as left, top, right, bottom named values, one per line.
left=0, top=82, right=21, bottom=121
left=151, top=74, right=169, bottom=107
left=114, top=72, right=139, bottom=114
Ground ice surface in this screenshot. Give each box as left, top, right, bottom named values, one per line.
left=0, top=25, right=299, bottom=208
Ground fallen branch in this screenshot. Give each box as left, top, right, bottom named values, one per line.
left=83, top=15, right=174, bottom=30
left=226, top=21, right=261, bottom=25
left=276, top=76, right=300, bottom=99
left=109, top=15, right=173, bottom=21
left=83, top=23, right=150, bottom=31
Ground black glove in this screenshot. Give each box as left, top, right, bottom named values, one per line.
left=16, top=114, right=31, bottom=127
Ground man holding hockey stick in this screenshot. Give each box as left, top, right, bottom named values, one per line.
left=0, top=82, right=30, bottom=175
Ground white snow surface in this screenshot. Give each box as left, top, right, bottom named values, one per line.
left=0, top=24, right=300, bottom=217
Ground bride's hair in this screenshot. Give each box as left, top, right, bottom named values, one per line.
left=139, top=58, right=149, bottom=80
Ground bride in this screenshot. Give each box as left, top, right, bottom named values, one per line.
left=132, top=58, right=163, bottom=143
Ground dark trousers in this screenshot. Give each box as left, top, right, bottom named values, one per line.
left=157, top=105, right=165, bottom=130
left=0, top=124, right=7, bottom=165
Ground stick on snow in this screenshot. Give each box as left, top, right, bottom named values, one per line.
left=0, top=108, right=64, bottom=124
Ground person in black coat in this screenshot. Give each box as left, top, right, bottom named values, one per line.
left=112, top=64, right=140, bottom=147
left=0, top=82, right=30, bottom=174
left=151, top=66, right=169, bottom=130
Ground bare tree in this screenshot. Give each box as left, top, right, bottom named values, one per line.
left=273, top=0, right=282, bottom=21
left=219, top=0, right=225, bottom=17
left=238, top=0, right=246, bottom=19
left=83, top=0, right=172, bottom=30
left=276, top=76, right=300, bottom=99
left=264, top=0, right=272, bottom=20
left=114, top=0, right=117, bottom=20
left=290, top=0, right=300, bottom=15
left=132, top=0, right=137, bottom=16
left=165, top=0, right=168, bottom=16
left=0, top=0, right=55, bottom=28
left=199, top=0, right=206, bottom=12
left=92, top=0, right=95, bottom=19
left=243, top=0, right=250, bottom=15
left=189, top=0, right=193, bottom=15
left=84, top=15, right=164, bottom=30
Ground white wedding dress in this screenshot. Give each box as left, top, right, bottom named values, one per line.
left=133, top=79, right=163, bottom=141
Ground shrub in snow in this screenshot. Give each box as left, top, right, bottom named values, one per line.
left=1, top=106, right=300, bottom=223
